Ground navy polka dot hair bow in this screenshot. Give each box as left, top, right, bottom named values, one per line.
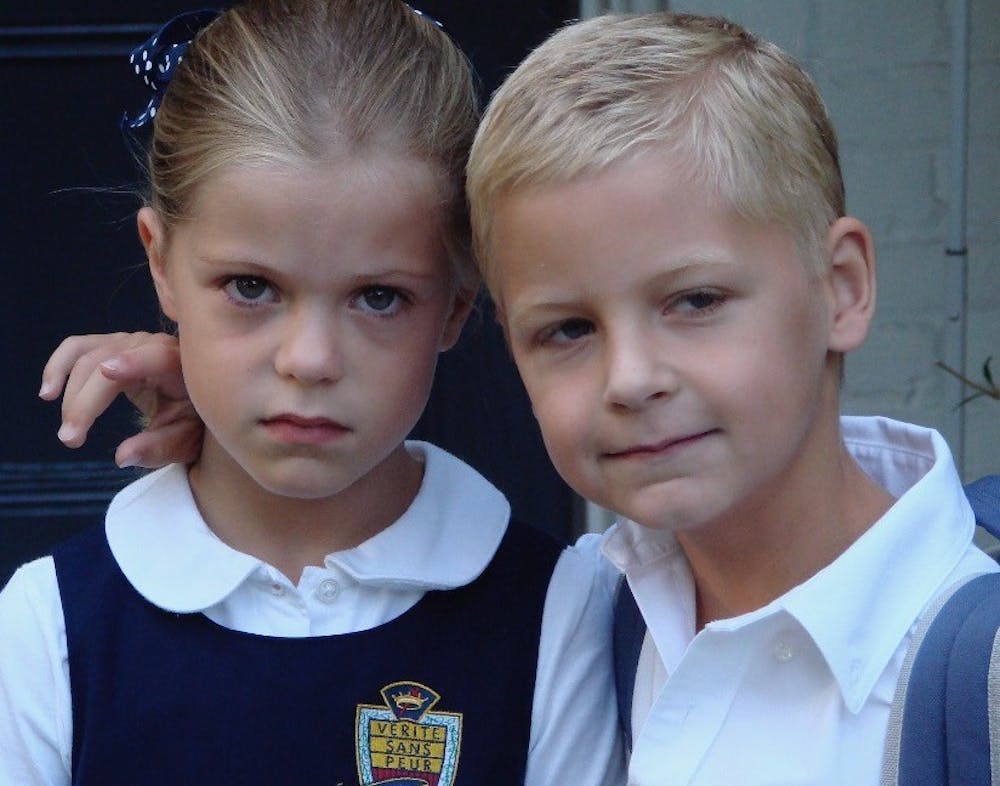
left=122, top=8, right=221, bottom=130
left=405, top=3, right=445, bottom=29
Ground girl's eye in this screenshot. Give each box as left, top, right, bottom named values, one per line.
left=357, top=286, right=403, bottom=316
left=224, top=276, right=276, bottom=304
left=546, top=318, right=594, bottom=345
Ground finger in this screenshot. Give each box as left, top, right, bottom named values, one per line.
left=47, top=332, right=184, bottom=449
left=58, top=365, right=139, bottom=448
left=63, top=333, right=162, bottom=406
left=100, top=335, right=187, bottom=401
left=146, top=397, right=199, bottom=430
left=44, top=332, right=159, bottom=406
left=39, top=333, right=135, bottom=400
left=115, top=419, right=204, bottom=469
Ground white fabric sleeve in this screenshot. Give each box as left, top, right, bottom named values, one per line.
left=0, top=557, right=72, bottom=785
left=525, top=533, right=627, bottom=786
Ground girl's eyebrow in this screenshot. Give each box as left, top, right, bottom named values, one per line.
left=194, top=254, right=445, bottom=288
left=196, top=253, right=272, bottom=269
left=349, top=268, right=442, bottom=283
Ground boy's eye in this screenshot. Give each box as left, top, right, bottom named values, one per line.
left=547, top=318, right=594, bottom=344
left=224, top=276, right=276, bottom=304
left=675, top=289, right=724, bottom=313
left=357, top=286, right=404, bottom=316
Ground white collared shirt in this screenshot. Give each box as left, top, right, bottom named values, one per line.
left=603, top=416, right=998, bottom=786
left=0, top=441, right=625, bottom=785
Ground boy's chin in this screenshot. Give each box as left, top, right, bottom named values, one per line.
left=603, top=487, right=735, bottom=536
left=591, top=482, right=705, bottom=532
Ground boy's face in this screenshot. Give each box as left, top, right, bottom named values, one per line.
left=491, top=149, right=843, bottom=534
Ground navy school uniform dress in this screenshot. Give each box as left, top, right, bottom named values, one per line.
left=54, top=515, right=560, bottom=785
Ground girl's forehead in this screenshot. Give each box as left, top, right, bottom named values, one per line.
left=179, top=151, right=443, bottom=221
left=170, top=154, right=450, bottom=273
left=163, top=148, right=466, bottom=291
left=218, top=147, right=440, bottom=188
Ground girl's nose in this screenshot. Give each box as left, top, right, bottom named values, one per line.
left=273, top=307, right=344, bottom=385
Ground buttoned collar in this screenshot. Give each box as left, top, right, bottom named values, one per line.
left=603, top=416, right=977, bottom=712
left=106, top=441, right=510, bottom=613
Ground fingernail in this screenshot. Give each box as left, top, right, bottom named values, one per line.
left=38, top=381, right=53, bottom=397
left=117, top=455, right=139, bottom=469
left=57, top=423, right=79, bottom=444
left=100, top=358, right=123, bottom=376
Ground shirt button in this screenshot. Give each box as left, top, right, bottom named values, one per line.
left=316, top=578, right=341, bottom=603
left=773, top=640, right=794, bottom=662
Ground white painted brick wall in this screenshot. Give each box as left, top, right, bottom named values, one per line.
left=670, top=0, right=1000, bottom=480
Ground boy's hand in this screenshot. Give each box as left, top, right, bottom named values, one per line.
left=39, top=332, right=203, bottom=468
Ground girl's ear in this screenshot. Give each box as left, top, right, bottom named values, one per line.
left=438, top=286, right=476, bottom=352
left=824, top=216, right=877, bottom=353
left=137, top=207, right=178, bottom=322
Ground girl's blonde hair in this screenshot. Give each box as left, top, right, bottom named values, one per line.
left=148, top=0, right=480, bottom=291
left=468, top=12, right=845, bottom=292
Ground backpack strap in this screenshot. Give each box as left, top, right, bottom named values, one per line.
left=881, top=572, right=1000, bottom=785
left=966, top=475, right=1000, bottom=537
left=613, top=577, right=645, bottom=754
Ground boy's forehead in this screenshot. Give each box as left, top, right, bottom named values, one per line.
left=485, top=154, right=660, bottom=298
left=486, top=148, right=812, bottom=315
left=485, top=148, right=690, bottom=278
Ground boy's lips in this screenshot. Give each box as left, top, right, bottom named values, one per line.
left=604, top=429, right=719, bottom=460
left=259, top=413, right=350, bottom=445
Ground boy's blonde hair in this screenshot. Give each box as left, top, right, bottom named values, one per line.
left=148, top=0, right=480, bottom=291
left=468, top=12, right=845, bottom=293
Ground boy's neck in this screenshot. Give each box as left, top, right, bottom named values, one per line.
left=676, top=432, right=895, bottom=630
left=186, top=437, right=424, bottom=583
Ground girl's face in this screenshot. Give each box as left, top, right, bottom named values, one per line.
left=140, top=155, right=469, bottom=511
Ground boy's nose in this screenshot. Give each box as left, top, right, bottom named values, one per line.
left=273, top=307, right=344, bottom=385
left=603, top=328, right=677, bottom=411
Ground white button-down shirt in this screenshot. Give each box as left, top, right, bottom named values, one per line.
left=0, top=441, right=625, bottom=785
left=603, top=416, right=997, bottom=786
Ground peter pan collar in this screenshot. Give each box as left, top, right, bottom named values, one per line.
left=106, top=441, right=510, bottom=613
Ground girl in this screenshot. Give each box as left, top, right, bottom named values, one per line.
left=0, top=2, right=622, bottom=783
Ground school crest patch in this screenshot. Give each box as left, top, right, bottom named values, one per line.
left=355, top=681, right=463, bottom=786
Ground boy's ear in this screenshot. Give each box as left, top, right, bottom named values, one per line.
left=137, top=207, right=178, bottom=322
left=438, top=286, right=477, bottom=351
left=824, top=216, right=876, bottom=353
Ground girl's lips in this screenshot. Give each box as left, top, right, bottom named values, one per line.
left=260, top=414, right=349, bottom=445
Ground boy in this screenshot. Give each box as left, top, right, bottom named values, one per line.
left=37, top=11, right=995, bottom=785
left=465, top=11, right=997, bottom=785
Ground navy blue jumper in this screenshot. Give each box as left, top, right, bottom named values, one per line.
left=54, top=519, right=562, bottom=785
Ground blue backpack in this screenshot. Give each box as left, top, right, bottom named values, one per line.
left=613, top=475, right=1000, bottom=784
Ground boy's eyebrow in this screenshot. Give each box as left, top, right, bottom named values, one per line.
left=505, top=254, right=741, bottom=315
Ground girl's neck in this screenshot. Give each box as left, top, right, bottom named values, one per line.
left=187, top=437, right=424, bottom=583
